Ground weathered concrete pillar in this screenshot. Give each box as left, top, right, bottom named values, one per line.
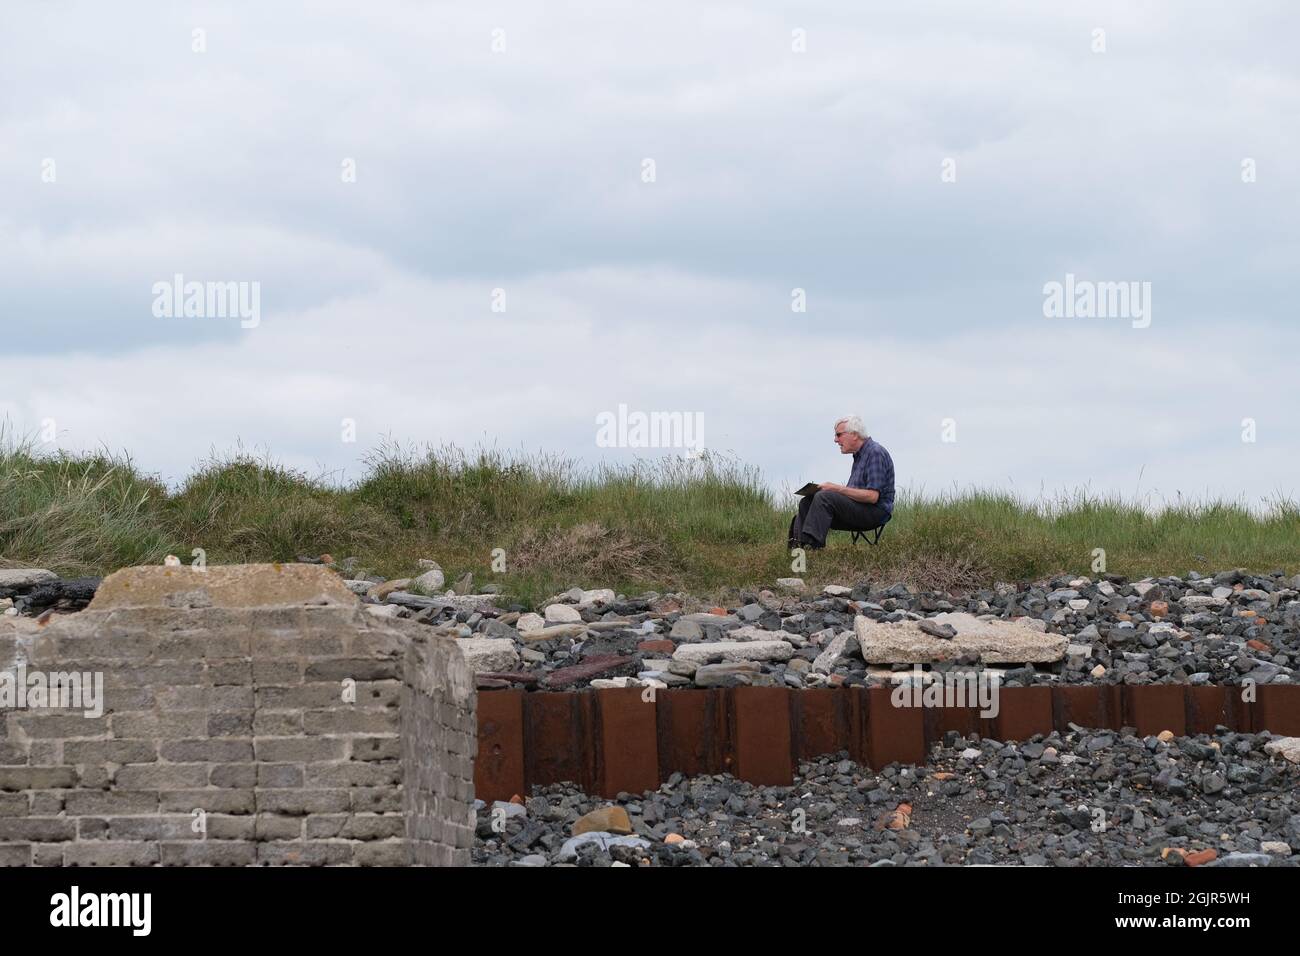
left=0, top=563, right=475, bottom=866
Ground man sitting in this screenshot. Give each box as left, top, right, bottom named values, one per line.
left=788, top=416, right=895, bottom=550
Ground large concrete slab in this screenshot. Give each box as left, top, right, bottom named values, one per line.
left=89, top=563, right=356, bottom=609
left=855, top=612, right=1066, bottom=664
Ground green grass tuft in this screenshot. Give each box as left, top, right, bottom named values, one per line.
left=3, top=425, right=1298, bottom=604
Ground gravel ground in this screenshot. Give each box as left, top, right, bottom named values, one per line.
left=473, top=728, right=1300, bottom=866
left=410, top=567, right=1300, bottom=691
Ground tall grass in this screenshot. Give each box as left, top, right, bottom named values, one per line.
left=2, top=427, right=1298, bottom=604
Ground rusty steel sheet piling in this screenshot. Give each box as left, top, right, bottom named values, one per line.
left=473, top=684, right=1300, bottom=802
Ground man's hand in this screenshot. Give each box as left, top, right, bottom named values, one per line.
left=819, top=482, right=843, bottom=493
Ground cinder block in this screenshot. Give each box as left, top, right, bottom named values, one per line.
left=114, top=764, right=210, bottom=790
left=160, top=789, right=255, bottom=814
left=256, top=841, right=354, bottom=865
left=64, top=740, right=156, bottom=765
left=161, top=841, right=257, bottom=866
left=256, top=790, right=350, bottom=815
left=63, top=842, right=160, bottom=866
left=209, top=764, right=258, bottom=788
left=63, top=790, right=159, bottom=815
left=0, top=818, right=76, bottom=841
left=159, top=739, right=254, bottom=763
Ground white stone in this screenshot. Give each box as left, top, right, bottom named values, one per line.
left=364, top=604, right=401, bottom=618
left=1090, top=664, right=1106, bottom=678
left=1097, top=581, right=1116, bottom=596
left=342, top=579, right=373, bottom=595
left=544, top=604, right=583, bottom=624
left=671, top=640, right=794, bottom=664
left=813, top=631, right=852, bottom=674
left=578, top=588, right=616, bottom=607
left=516, top=612, right=545, bottom=633
left=412, top=568, right=446, bottom=592
left=1261, top=841, right=1292, bottom=856
left=517, top=623, right=587, bottom=643
left=590, top=677, right=637, bottom=689
left=823, top=585, right=853, bottom=597
left=1068, top=599, right=1089, bottom=611
left=1068, top=578, right=1090, bottom=588
left=1263, top=737, right=1300, bottom=764
left=457, top=637, right=519, bottom=673
left=960, top=748, right=982, bottom=760
left=558, top=832, right=651, bottom=862
left=0, top=569, right=58, bottom=588
left=775, top=577, right=805, bottom=591
left=1133, top=581, right=1156, bottom=597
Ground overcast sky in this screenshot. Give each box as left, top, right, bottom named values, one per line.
left=3, top=1, right=1298, bottom=508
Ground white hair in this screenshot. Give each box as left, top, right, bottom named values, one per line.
left=835, top=415, right=867, bottom=439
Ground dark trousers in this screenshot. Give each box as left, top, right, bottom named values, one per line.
left=787, top=491, right=889, bottom=548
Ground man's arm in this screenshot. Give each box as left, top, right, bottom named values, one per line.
left=818, top=482, right=880, bottom=504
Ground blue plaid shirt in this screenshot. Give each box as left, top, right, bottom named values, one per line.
left=848, top=438, right=894, bottom=515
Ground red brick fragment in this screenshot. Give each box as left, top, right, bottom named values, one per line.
left=542, top=655, right=637, bottom=688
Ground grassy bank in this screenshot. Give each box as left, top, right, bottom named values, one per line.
left=2, top=433, right=1298, bottom=605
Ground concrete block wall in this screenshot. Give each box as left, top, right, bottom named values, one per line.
left=0, top=565, right=475, bottom=866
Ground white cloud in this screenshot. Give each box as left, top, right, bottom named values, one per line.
left=3, top=265, right=1295, bottom=509
left=2, top=1, right=1297, bottom=509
